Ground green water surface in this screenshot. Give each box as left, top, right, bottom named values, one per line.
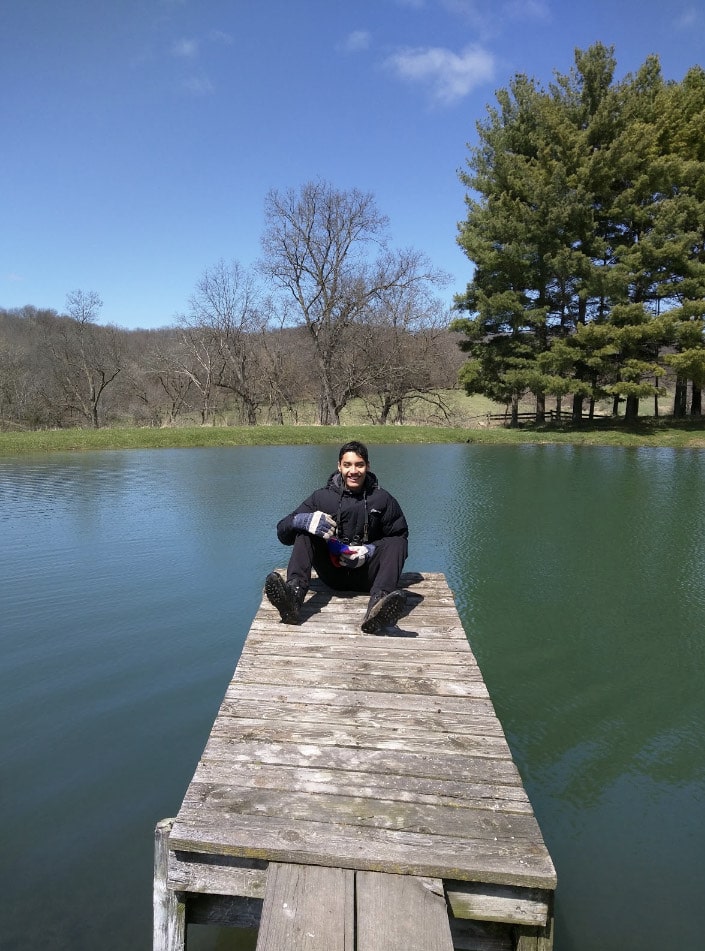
left=1, top=444, right=703, bottom=950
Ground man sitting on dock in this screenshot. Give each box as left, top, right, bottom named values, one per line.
left=264, top=440, right=409, bottom=634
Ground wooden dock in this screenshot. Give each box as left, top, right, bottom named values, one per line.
left=154, top=571, right=556, bottom=950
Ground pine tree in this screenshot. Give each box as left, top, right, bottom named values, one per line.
left=454, top=44, right=705, bottom=423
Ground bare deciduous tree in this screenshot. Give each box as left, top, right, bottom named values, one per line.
left=181, top=260, right=269, bottom=425
left=260, top=180, right=448, bottom=425
left=358, top=280, right=455, bottom=424
left=124, top=329, right=196, bottom=426
left=45, top=290, right=123, bottom=428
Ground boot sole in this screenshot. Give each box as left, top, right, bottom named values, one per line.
left=361, top=591, right=406, bottom=634
left=264, top=573, right=300, bottom=624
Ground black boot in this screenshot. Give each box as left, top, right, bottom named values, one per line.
left=264, top=572, right=305, bottom=625
left=361, top=589, right=406, bottom=634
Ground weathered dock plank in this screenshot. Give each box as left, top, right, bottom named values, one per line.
left=224, top=681, right=499, bottom=715
left=191, top=760, right=534, bottom=814
left=160, top=571, right=556, bottom=949
left=216, top=696, right=507, bottom=735
left=206, top=717, right=509, bottom=757
left=170, top=811, right=552, bottom=887
left=255, top=863, right=354, bottom=951
left=356, top=872, right=454, bottom=951
left=196, top=734, right=525, bottom=777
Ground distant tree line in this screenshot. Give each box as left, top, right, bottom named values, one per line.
left=453, top=43, right=705, bottom=424
left=0, top=182, right=462, bottom=430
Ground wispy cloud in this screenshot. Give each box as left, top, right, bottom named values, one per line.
left=343, top=30, right=372, bottom=53
left=503, top=0, right=550, bottom=21
left=208, top=29, right=233, bottom=46
left=170, top=30, right=232, bottom=95
left=3, top=272, right=24, bottom=283
left=439, top=0, right=480, bottom=16
left=172, top=30, right=231, bottom=59
left=385, top=43, right=495, bottom=104
left=182, top=75, right=214, bottom=95
left=172, top=37, right=199, bottom=58
left=674, top=5, right=700, bottom=29
left=437, top=0, right=549, bottom=38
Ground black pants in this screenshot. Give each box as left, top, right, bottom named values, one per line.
left=286, top=533, right=407, bottom=596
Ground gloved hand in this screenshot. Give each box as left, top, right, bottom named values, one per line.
left=292, top=510, right=337, bottom=540
left=327, top=537, right=376, bottom=568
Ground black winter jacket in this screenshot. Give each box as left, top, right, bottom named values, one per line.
left=276, top=471, right=408, bottom=546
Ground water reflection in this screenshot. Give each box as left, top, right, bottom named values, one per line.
left=445, top=446, right=704, bottom=788
left=1, top=444, right=704, bottom=950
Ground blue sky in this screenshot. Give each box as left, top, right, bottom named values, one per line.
left=2, top=0, right=704, bottom=330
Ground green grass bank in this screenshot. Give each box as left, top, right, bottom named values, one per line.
left=2, top=418, right=705, bottom=456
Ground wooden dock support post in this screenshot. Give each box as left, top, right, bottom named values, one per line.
left=153, top=818, right=186, bottom=951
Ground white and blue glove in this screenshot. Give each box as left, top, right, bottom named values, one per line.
left=292, top=510, right=337, bottom=540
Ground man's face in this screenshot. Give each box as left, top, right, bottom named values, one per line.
left=338, top=452, right=368, bottom=492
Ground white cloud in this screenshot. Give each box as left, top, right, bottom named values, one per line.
left=386, top=43, right=495, bottom=104
left=172, top=37, right=199, bottom=58
left=344, top=30, right=372, bottom=53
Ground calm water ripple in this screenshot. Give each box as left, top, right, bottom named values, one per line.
left=1, top=444, right=704, bottom=950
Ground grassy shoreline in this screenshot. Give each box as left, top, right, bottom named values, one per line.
left=2, top=419, right=705, bottom=455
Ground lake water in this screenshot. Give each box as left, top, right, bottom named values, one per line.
left=1, top=443, right=703, bottom=950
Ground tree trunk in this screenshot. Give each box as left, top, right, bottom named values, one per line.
left=624, top=394, right=639, bottom=422
left=89, top=381, right=100, bottom=428
left=691, top=385, right=702, bottom=416
left=377, top=397, right=392, bottom=425
left=535, top=392, right=545, bottom=424
left=572, top=393, right=583, bottom=423
left=510, top=391, right=520, bottom=427
left=673, top=377, right=687, bottom=417
left=318, top=373, right=338, bottom=425
left=245, top=399, right=257, bottom=425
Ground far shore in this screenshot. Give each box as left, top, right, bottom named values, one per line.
left=2, top=420, right=705, bottom=456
